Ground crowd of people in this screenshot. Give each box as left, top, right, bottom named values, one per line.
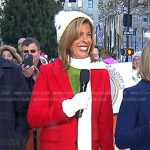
left=0, top=9, right=149, bottom=150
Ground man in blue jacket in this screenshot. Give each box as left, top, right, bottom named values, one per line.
left=0, top=56, right=29, bottom=150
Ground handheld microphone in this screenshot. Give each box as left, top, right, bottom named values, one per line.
left=78, top=69, right=90, bottom=118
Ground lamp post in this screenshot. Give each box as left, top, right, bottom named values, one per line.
left=134, top=28, right=137, bottom=51
left=142, top=27, right=144, bottom=48
left=125, top=0, right=131, bottom=62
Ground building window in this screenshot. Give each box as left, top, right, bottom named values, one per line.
left=78, top=0, right=82, bottom=8
left=69, top=0, right=76, bottom=2
left=133, top=15, right=138, bottom=22
left=143, top=17, right=148, bottom=22
left=143, top=18, right=148, bottom=22
left=88, top=0, right=93, bottom=8
left=143, top=15, right=148, bottom=22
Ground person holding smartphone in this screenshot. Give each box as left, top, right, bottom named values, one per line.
left=22, top=37, right=40, bottom=84
left=21, top=37, right=48, bottom=150
left=21, top=37, right=47, bottom=90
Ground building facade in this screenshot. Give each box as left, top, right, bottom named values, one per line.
left=62, top=0, right=104, bottom=47
left=62, top=0, right=100, bottom=25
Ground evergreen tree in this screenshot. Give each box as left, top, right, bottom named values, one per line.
left=0, top=0, right=62, bottom=57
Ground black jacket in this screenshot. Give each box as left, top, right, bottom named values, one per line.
left=0, top=56, right=29, bottom=150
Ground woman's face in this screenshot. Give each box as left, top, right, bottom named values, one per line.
left=70, top=23, right=92, bottom=59
left=93, top=47, right=100, bottom=60
left=132, top=56, right=140, bottom=69
left=2, top=50, right=14, bottom=61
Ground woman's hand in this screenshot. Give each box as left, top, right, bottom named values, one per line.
left=62, top=92, right=90, bottom=117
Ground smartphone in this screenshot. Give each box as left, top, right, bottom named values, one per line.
left=24, top=54, right=33, bottom=67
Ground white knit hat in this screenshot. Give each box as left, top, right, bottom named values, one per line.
left=132, top=51, right=142, bottom=61
left=54, top=10, right=93, bottom=43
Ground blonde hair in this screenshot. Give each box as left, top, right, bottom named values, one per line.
left=139, top=40, right=150, bottom=81
left=58, top=17, right=95, bottom=69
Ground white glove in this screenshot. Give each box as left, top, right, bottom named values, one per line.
left=62, top=92, right=90, bottom=117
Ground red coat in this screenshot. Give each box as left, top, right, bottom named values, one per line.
left=27, top=58, right=114, bottom=150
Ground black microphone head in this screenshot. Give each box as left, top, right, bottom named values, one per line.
left=80, top=69, right=90, bottom=84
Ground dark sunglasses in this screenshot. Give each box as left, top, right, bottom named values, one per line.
left=23, top=49, right=37, bottom=54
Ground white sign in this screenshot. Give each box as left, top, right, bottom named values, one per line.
left=107, top=62, right=136, bottom=113
left=123, top=30, right=134, bottom=35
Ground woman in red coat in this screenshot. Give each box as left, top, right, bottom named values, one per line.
left=27, top=10, right=114, bottom=150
